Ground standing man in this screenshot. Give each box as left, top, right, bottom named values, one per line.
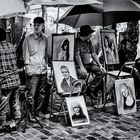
left=0, top=28, right=20, bottom=135
left=75, top=25, right=106, bottom=98
left=23, top=17, right=49, bottom=118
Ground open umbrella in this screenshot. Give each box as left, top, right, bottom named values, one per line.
left=0, top=0, right=26, bottom=18
left=59, top=0, right=140, bottom=28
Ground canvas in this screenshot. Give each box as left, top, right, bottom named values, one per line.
left=115, top=78, right=137, bottom=115
left=52, top=33, right=75, bottom=61
left=52, top=61, right=78, bottom=93
left=65, top=95, right=90, bottom=126
left=100, top=29, right=119, bottom=65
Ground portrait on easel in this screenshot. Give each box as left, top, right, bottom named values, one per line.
left=52, top=61, right=78, bottom=93
left=115, top=78, right=137, bottom=115
left=52, top=33, right=75, bottom=61
left=100, top=29, right=119, bottom=65
left=65, top=96, right=90, bottom=127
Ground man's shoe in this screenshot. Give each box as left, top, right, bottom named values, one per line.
left=0, top=125, right=10, bottom=136
left=9, top=126, right=17, bottom=134
left=0, top=126, right=6, bottom=136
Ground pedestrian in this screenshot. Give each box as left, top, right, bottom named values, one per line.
left=74, top=25, right=106, bottom=99
left=22, top=17, right=50, bottom=119
left=0, top=28, right=21, bottom=135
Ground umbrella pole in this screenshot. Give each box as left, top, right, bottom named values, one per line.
left=56, top=5, right=60, bottom=33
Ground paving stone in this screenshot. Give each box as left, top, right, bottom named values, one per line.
left=0, top=100, right=140, bottom=140
left=86, top=136, right=97, bottom=140
left=3, top=137, right=15, bottom=140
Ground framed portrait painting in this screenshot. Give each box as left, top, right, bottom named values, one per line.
left=52, top=33, right=75, bottom=61
left=65, top=95, right=90, bottom=127
left=115, top=78, right=137, bottom=115
left=52, top=61, right=78, bottom=93
left=100, top=29, right=119, bottom=65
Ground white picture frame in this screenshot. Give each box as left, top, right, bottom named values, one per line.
left=65, top=96, right=90, bottom=126
left=52, top=61, right=78, bottom=93
left=52, top=33, right=75, bottom=61
left=100, top=29, right=119, bottom=65
left=115, top=78, right=137, bottom=115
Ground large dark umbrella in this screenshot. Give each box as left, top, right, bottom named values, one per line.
left=59, top=0, right=140, bottom=28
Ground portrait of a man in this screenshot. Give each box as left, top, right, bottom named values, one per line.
left=52, top=61, right=78, bottom=93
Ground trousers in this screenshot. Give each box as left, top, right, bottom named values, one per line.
left=0, top=87, right=20, bottom=125
left=26, top=74, right=47, bottom=114
left=77, top=63, right=106, bottom=93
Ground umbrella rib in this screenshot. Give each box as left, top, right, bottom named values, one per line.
left=73, top=15, right=81, bottom=28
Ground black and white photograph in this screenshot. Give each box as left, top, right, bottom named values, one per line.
left=1, top=0, right=140, bottom=139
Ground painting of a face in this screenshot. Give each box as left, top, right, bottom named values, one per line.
left=61, top=68, right=69, bottom=79
left=115, top=78, right=137, bottom=115
left=73, top=106, right=80, bottom=114
left=120, top=86, right=129, bottom=97
left=104, top=38, right=109, bottom=47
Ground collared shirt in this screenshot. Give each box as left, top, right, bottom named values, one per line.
left=74, top=37, right=95, bottom=65
left=0, top=41, right=20, bottom=89
left=22, top=33, right=48, bottom=75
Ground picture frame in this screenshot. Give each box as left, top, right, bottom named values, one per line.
left=52, top=61, right=78, bottom=93
left=100, top=29, right=119, bottom=65
left=52, top=33, right=75, bottom=61
left=115, top=78, right=137, bottom=115
left=65, top=95, right=90, bottom=127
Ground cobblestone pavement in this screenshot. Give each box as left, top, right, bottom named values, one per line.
left=1, top=99, right=140, bottom=140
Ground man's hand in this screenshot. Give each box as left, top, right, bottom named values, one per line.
left=80, top=66, right=88, bottom=77
left=99, top=65, right=106, bottom=73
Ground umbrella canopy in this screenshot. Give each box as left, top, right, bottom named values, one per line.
left=0, top=0, right=26, bottom=18
left=29, top=0, right=101, bottom=6
left=59, top=0, right=140, bottom=28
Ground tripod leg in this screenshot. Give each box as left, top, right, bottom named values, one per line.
left=30, top=111, right=43, bottom=128
left=16, top=112, right=27, bottom=125
left=23, top=109, right=30, bottom=133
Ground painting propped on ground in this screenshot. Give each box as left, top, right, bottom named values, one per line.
left=115, top=78, right=137, bottom=115
left=65, top=96, right=90, bottom=126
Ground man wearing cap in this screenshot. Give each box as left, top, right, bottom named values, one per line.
left=75, top=25, right=106, bottom=98
left=22, top=17, right=49, bottom=118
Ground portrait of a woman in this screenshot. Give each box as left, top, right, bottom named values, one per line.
left=103, top=35, right=116, bottom=64
left=58, top=39, right=70, bottom=61
left=119, top=83, right=135, bottom=110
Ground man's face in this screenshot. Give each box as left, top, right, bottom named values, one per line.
left=126, top=41, right=131, bottom=51
left=61, top=68, right=70, bottom=79
left=81, top=34, right=92, bottom=41
left=33, top=23, right=44, bottom=34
